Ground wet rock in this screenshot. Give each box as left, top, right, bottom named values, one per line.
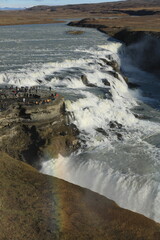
left=100, top=58, right=109, bottom=65
left=37, top=79, right=43, bottom=83
left=100, top=58, right=128, bottom=83
left=128, top=82, right=140, bottom=89
left=81, top=74, right=96, bottom=87
left=116, top=132, right=123, bottom=140
left=134, top=114, right=150, bottom=120
left=109, top=60, right=120, bottom=72
left=81, top=74, right=89, bottom=85
left=87, top=83, right=97, bottom=87
left=98, top=62, right=103, bottom=67
left=100, top=58, right=120, bottom=72
left=96, top=128, right=108, bottom=136
left=102, top=78, right=110, bottom=86
left=123, top=76, right=128, bottom=83
left=107, top=71, right=120, bottom=79
left=109, top=121, right=122, bottom=129
left=70, top=123, right=80, bottom=136
left=65, top=77, right=72, bottom=82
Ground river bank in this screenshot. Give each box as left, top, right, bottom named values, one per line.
left=68, top=17, right=160, bottom=44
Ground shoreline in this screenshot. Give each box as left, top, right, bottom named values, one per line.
left=68, top=18, right=160, bottom=45
left=0, top=20, right=66, bottom=27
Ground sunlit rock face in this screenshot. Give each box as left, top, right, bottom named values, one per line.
left=0, top=92, right=80, bottom=168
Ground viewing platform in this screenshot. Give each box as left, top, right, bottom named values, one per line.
left=0, top=86, right=60, bottom=111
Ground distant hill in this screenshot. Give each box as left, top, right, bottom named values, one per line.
left=0, top=0, right=159, bottom=27
left=27, top=0, right=160, bottom=11
left=0, top=7, right=24, bottom=11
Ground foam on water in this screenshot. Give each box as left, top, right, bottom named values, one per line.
left=1, top=23, right=160, bottom=222
left=42, top=139, right=160, bottom=221
left=41, top=42, right=160, bottom=222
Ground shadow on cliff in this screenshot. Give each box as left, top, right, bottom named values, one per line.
left=118, top=33, right=160, bottom=77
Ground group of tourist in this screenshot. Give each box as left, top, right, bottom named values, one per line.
left=0, top=85, right=59, bottom=110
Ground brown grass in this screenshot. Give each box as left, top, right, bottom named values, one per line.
left=0, top=2, right=159, bottom=35
left=1, top=151, right=160, bottom=240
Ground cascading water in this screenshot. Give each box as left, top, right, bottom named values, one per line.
left=41, top=41, right=160, bottom=222
left=0, top=22, right=160, bottom=222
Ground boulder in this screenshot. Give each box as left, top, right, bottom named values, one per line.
left=102, top=78, right=110, bottom=86
left=100, top=58, right=120, bottom=72
left=109, top=121, right=122, bottom=129
left=96, top=127, right=108, bottom=136
left=81, top=74, right=96, bottom=87
left=128, top=82, right=140, bottom=89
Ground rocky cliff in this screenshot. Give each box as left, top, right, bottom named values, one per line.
left=1, top=151, right=160, bottom=240
left=0, top=94, right=79, bottom=168
left=68, top=18, right=160, bottom=75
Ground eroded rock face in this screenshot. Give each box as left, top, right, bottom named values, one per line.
left=0, top=95, right=80, bottom=167
left=1, top=151, right=160, bottom=240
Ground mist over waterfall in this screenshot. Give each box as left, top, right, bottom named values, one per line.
left=41, top=40, right=160, bottom=221
left=0, top=23, right=160, bottom=222
left=119, top=34, right=160, bottom=76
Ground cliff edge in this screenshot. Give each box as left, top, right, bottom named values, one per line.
left=0, top=87, right=79, bottom=167
left=1, top=151, right=160, bottom=240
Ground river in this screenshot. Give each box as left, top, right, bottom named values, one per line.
left=0, top=22, right=160, bottom=222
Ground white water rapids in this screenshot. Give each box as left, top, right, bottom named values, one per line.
left=0, top=23, right=160, bottom=222
left=41, top=42, right=160, bottom=222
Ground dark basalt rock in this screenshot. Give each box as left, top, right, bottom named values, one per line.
left=109, top=121, right=122, bottom=129
left=134, top=113, right=150, bottom=120
left=128, top=82, right=140, bottom=89
left=100, top=58, right=120, bottom=72
left=114, top=29, right=146, bottom=46
left=102, top=78, right=110, bottom=86
left=107, top=71, right=120, bottom=79
left=123, top=75, right=128, bottom=83
left=81, top=74, right=89, bottom=85
left=81, top=74, right=96, bottom=87
left=96, top=127, right=108, bottom=136
left=116, top=132, right=123, bottom=140
left=100, top=58, right=129, bottom=83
